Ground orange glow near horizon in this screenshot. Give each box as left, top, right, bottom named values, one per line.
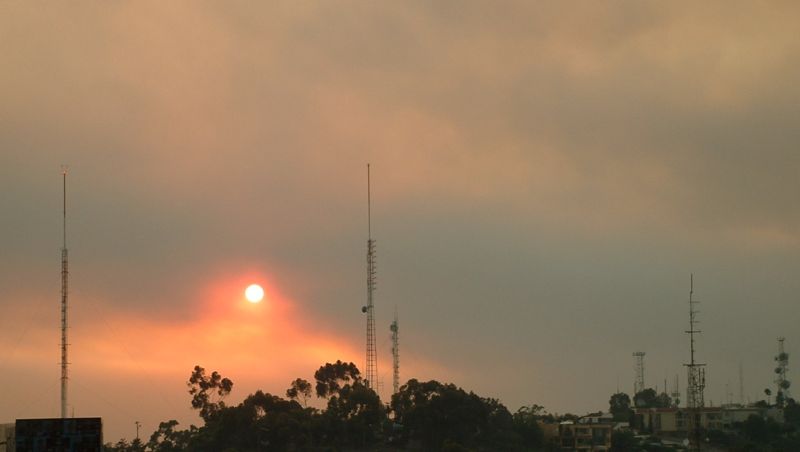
left=59, top=267, right=366, bottom=388
left=0, top=267, right=445, bottom=443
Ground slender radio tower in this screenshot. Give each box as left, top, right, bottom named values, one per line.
left=390, top=310, right=399, bottom=395
left=633, top=352, right=646, bottom=395
left=362, top=164, right=378, bottom=390
left=684, top=274, right=705, bottom=450
left=60, top=167, right=70, bottom=419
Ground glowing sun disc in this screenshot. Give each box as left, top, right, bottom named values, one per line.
left=245, top=284, right=264, bottom=303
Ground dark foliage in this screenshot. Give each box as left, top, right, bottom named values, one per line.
left=632, top=388, right=671, bottom=409
left=785, top=398, right=800, bottom=426
left=609, top=430, right=638, bottom=452
left=187, top=365, right=233, bottom=422
left=722, top=411, right=800, bottom=452
left=608, top=392, right=632, bottom=422
left=105, top=362, right=559, bottom=451
left=285, top=378, right=312, bottom=407
left=512, top=405, right=545, bottom=449
left=318, top=380, right=384, bottom=447
left=313, top=360, right=361, bottom=399
left=189, top=391, right=312, bottom=451
left=390, top=378, right=523, bottom=450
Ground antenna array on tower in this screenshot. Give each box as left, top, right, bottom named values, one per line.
left=774, top=337, right=791, bottom=407
left=684, top=274, right=705, bottom=449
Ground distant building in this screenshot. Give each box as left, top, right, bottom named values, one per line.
left=558, top=413, right=614, bottom=451
left=634, top=405, right=784, bottom=434
left=15, top=418, right=102, bottom=452
left=0, top=423, right=15, bottom=452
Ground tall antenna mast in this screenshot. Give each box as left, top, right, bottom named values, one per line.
left=390, top=309, right=399, bottom=395
left=633, top=352, right=646, bottom=396
left=362, top=164, right=378, bottom=390
left=60, top=166, right=70, bottom=419
left=684, top=274, right=705, bottom=450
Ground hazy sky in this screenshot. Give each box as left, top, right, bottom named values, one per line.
left=2, top=0, right=799, bottom=442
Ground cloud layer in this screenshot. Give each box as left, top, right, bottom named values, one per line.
left=1, top=0, right=799, bottom=441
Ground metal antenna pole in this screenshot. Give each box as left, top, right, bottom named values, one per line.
left=364, top=164, right=378, bottom=390
left=684, top=274, right=705, bottom=450
left=60, top=167, right=70, bottom=419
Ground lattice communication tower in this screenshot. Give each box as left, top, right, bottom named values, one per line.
left=362, top=164, right=378, bottom=390
left=633, top=351, right=646, bottom=396
left=774, top=337, right=791, bottom=407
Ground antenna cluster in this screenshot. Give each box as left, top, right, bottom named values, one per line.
left=774, top=337, right=791, bottom=407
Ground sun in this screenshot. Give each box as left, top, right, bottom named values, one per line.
left=245, top=284, right=264, bottom=303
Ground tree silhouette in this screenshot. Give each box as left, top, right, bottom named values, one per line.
left=147, top=420, right=195, bottom=452
left=104, top=362, right=541, bottom=451
left=187, top=365, right=233, bottom=421
left=286, top=378, right=312, bottom=407
left=390, top=379, right=519, bottom=450
left=633, top=388, right=671, bottom=408
left=313, top=360, right=361, bottom=398
left=512, top=405, right=545, bottom=448
left=609, top=392, right=632, bottom=421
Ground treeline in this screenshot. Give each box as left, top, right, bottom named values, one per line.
left=104, top=361, right=550, bottom=451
